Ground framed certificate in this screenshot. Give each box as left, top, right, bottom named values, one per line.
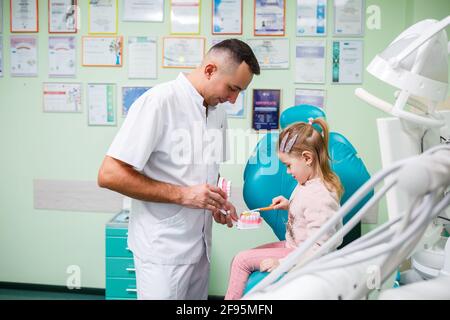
left=254, top=0, right=285, bottom=36
left=43, top=82, right=82, bottom=113
left=295, top=88, right=326, bottom=110
left=297, top=0, right=327, bottom=36
left=49, top=0, right=77, bottom=33
left=82, top=36, right=123, bottom=67
left=332, top=40, right=363, bottom=84
left=163, top=37, right=205, bottom=68
left=10, top=0, right=39, bottom=33
left=87, top=83, right=116, bottom=126
left=252, top=89, right=281, bottom=131
left=10, top=35, right=38, bottom=77
left=212, top=0, right=242, bottom=35
left=170, top=0, right=200, bottom=35
left=295, top=39, right=326, bottom=84
left=248, top=38, right=289, bottom=69
left=49, top=36, right=76, bottom=77
left=219, top=91, right=245, bottom=118
left=128, top=36, right=157, bottom=79
left=333, top=0, right=365, bottom=36
left=122, top=0, right=164, bottom=22
left=122, top=86, right=151, bottom=116
left=88, top=0, right=118, bottom=34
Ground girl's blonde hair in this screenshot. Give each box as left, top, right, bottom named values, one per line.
left=278, top=118, right=344, bottom=200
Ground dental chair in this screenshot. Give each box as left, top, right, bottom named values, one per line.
left=242, top=104, right=373, bottom=294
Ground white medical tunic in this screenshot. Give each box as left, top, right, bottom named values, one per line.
left=107, top=73, right=228, bottom=265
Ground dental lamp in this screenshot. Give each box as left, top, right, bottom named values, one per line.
left=355, top=16, right=450, bottom=128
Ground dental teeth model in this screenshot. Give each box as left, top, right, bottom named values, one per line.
left=237, top=211, right=262, bottom=230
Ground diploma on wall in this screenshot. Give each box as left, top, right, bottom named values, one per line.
left=248, top=38, right=289, bottom=69
left=295, top=39, right=326, bottom=84
left=163, top=37, right=204, bottom=68
left=10, top=35, right=38, bottom=77
left=128, top=36, right=157, bottom=79
left=254, top=0, right=285, bottom=36
left=296, top=0, right=327, bottom=36
left=82, top=36, right=123, bottom=67
left=332, top=40, right=363, bottom=84
left=10, top=0, right=39, bottom=32
left=333, top=0, right=364, bottom=36
left=295, top=88, right=326, bottom=110
left=87, top=83, right=116, bottom=126
left=49, top=0, right=77, bottom=33
left=49, top=36, right=76, bottom=77
left=122, top=0, right=164, bottom=22
left=212, top=0, right=242, bottom=35
left=88, top=0, right=118, bottom=34
left=43, top=82, right=82, bottom=113
left=170, top=0, right=200, bottom=34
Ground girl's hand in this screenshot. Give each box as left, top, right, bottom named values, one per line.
left=271, top=196, right=289, bottom=210
left=260, top=258, right=280, bottom=272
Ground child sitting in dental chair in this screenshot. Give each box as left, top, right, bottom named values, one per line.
left=225, top=118, right=344, bottom=300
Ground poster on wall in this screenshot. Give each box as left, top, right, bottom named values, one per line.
left=10, top=35, right=38, bottom=77
left=49, top=0, right=78, bottom=33
left=212, top=0, right=242, bottom=35
left=219, top=91, right=245, bottom=118
left=295, top=39, right=326, bottom=84
left=332, top=40, right=363, bottom=84
left=49, top=36, right=76, bottom=77
left=333, top=0, right=365, bottom=36
left=254, top=0, right=285, bottom=36
left=163, top=37, right=205, bottom=68
left=248, top=38, right=289, bottom=69
left=43, top=82, right=82, bottom=113
left=122, top=86, right=151, bottom=116
left=87, top=83, right=116, bottom=126
left=170, top=0, right=200, bottom=34
left=88, top=0, right=118, bottom=34
left=123, top=0, right=164, bottom=22
left=128, top=36, right=157, bottom=79
left=295, top=89, right=326, bottom=109
left=296, top=0, right=326, bottom=36
left=10, top=0, right=39, bottom=33
left=252, top=89, right=281, bottom=131
left=82, top=36, right=123, bottom=67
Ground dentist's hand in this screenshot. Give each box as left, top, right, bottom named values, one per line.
left=271, top=196, right=289, bottom=211
left=260, top=258, right=280, bottom=272
left=212, top=201, right=238, bottom=228
left=181, top=184, right=227, bottom=211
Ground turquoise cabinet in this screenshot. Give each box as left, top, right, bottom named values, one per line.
left=105, top=211, right=137, bottom=300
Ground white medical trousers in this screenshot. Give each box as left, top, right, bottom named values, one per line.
left=133, top=252, right=210, bottom=300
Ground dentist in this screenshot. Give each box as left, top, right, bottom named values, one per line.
left=98, top=39, right=260, bottom=299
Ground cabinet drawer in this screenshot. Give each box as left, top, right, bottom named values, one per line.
left=106, top=278, right=137, bottom=299
left=106, top=258, right=136, bottom=278
left=106, top=237, right=133, bottom=258
left=106, top=227, right=128, bottom=237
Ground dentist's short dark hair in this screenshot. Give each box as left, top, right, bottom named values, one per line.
left=208, top=39, right=260, bottom=75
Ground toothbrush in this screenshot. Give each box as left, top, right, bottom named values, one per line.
left=244, top=205, right=276, bottom=213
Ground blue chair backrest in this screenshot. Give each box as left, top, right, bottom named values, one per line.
left=243, top=105, right=373, bottom=241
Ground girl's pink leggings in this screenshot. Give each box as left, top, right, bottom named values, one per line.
left=224, top=241, right=294, bottom=300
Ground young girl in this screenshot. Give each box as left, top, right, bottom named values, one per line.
left=224, top=117, right=344, bottom=300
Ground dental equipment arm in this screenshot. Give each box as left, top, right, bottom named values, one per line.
left=243, top=146, right=450, bottom=300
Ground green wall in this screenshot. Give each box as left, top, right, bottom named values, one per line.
left=0, top=0, right=449, bottom=296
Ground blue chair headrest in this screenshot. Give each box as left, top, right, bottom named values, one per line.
left=243, top=105, right=372, bottom=240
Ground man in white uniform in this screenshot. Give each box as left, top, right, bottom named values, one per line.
left=98, top=39, right=260, bottom=299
